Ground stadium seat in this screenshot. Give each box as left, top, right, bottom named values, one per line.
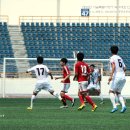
left=20, top=22, right=130, bottom=70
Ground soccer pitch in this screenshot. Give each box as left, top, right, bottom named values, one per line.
left=0, top=98, right=130, bottom=130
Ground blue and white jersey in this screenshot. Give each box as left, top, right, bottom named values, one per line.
left=89, top=69, right=100, bottom=84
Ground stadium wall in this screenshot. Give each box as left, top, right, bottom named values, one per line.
left=0, top=76, right=130, bottom=98
left=1, top=0, right=130, bottom=25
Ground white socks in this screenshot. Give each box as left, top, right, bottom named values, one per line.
left=118, top=94, right=126, bottom=108
left=99, top=93, right=103, bottom=102
left=110, top=92, right=116, bottom=108
left=31, top=95, right=36, bottom=108
left=53, top=92, right=62, bottom=100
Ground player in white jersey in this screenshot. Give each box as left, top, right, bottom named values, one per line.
left=87, top=64, right=103, bottom=104
left=27, top=56, right=62, bottom=110
left=108, top=45, right=126, bottom=113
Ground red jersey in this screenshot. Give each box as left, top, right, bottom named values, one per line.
left=62, top=65, right=70, bottom=83
left=75, top=61, right=90, bottom=82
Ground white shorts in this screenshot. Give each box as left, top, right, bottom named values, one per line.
left=87, top=83, right=100, bottom=90
left=78, top=81, right=88, bottom=92
left=109, top=78, right=126, bottom=93
left=61, top=83, right=70, bottom=93
left=33, top=82, right=53, bottom=94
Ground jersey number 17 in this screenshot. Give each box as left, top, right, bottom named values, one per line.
left=36, top=68, right=44, bottom=75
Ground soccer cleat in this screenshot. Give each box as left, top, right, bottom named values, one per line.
left=92, top=104, right=98, bottom=112
left=120, top=106, right=126, bottom=113
left=78, top=104, right=85, bottom=111
left=60, top=105, right=68, bottom=108
left=71, top=98, right=75, bottom=107
left=110, top=107, right=118, bottom=113
left=27, top=107, right=32, bottom=110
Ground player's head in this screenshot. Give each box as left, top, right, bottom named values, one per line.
left=110, top=45, right=118, bottom=55
left=37, top=56, right=43, bottom=64
left=90, top=64, right=95, bottom=72
left=60, top=58, right=68, bottom=66
left=77, top=52, right=84, bottom=61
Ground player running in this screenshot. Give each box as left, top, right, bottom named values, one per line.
left=108, top=45, right=126, bottom=113
left=73, top=52, right=97, bottom=111
left=87, top=64, right=104, bottom=104
left=26, top=56, right=62, bottom=110
left=55, top=58, right=75, bottom=108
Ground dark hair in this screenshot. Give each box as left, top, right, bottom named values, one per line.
left=60, top=58, right=68, bottom=64
left=90, top=64, right=95, bottom=68
left=37, top=56, right=43, bottom=64
left=110, top=45, right=118, bottom=54
left=77, top=52, right=84, bottom=61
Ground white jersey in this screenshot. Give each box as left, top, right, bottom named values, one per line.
left=109, top=55, right=125, bottom=79
left=89, top=69, right=100, bottom=84
left=27, top=64, right=50, bottom=83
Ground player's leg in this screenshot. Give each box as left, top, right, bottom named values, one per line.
left=78, top=92, right=86, bottom=110
left=95, top=89, right=104, bottom=104
left=109, top=90, right=118, bottom=113
left=61, top=84, right=75, bottom=107
left=115, top=93, right=120, bottom=106
left=27, top=83, right=41, bottom=110
left=109, top=80, right=118, bottom=113
left=83, top=82, right=97, bottom=111
left=60, top=92, right=68, bottom=108
left=84, top=93, right=97, bottom=112
left=78, top=81, right=97, bottom=111
left=78, top=83, right=86, bottom=110
left=116, top=79, right=126, bottom=113
left=43, top=82, right=61, bottom=100
left=95, top=84, right=104, bottom=104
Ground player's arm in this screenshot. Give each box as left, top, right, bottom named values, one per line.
left=73, top=63, right=78, bottom=81
left=108, top=63, right=115, bottom=84
left=55, top=76, right=63, bottom=80
left=26, top=67, right=34, bottom=73
left=73, top=72, right=78, bottom=81
left=48, top=71, right=53, bottom=79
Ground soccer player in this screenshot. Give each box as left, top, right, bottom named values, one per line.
left=108, top=45, right=126, bottom=113
left=73, top=52, right=97, bottom=111
left=87, top=64, right=104, bottom=104
left=55, top=58, right=75, bottom=108
left=26, top=56, right=62, bottom=110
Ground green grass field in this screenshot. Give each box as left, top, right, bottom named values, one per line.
left=0, top=98, right=129, bottom=130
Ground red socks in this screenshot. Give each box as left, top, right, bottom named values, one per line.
left=85, top=96, right=95, bottom=106
left=63, top=94, right=73, bottom=102
left=79, top=94, right=85, bottom=105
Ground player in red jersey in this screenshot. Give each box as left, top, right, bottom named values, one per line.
left=55, top=58, right=75, bottom=108
left=73, top=52, right=97, bottom=111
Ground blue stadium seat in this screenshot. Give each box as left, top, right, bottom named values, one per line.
left=20, top=22, right=130, bottom=70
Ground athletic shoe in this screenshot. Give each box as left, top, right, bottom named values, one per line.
left=92, top=104, right=98, bottom=112
left=60, top=105, right=68, bottom=108
left=27, top=107, right=32, bottom=110
left=120, top=106, right=126, bottom=113
left=78, top=104, right=85, bottom=111
left=71, top=98, right=75, bottom=107
left=111, top=107, right=118, bottom=113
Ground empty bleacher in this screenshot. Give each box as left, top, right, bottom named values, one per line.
left=21, top=22, right=130, bottom=71
left=0, top=22, right=17, bottom=76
